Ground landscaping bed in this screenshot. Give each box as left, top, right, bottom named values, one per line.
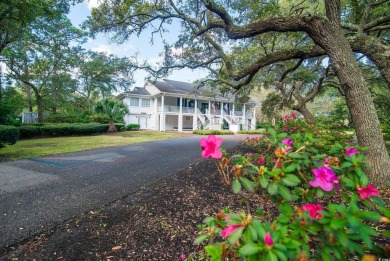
left=0, top=144, right=389, bottom=260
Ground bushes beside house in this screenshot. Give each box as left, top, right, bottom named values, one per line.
left=193, top=129, right=234, bottom=135
left=17, top=123, right=125, bottom=139
left=126, top=124, right=140, bottom=131
left=0, top=125, right=19, bottom=148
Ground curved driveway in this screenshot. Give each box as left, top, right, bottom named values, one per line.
left=0, top=134, right=251, bottom=251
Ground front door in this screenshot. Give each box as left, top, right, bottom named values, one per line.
left=139, top=117, right=148, bottom=129
left=201, top=103, right=208, bottom=114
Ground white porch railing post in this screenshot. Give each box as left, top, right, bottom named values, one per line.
left=193, top=99, right=198, bottom=130
left=208, top=100, right=211, bottom=119
left=160, top=95, right=165, bottom=131
left=179, top=97, right=183, bottom=131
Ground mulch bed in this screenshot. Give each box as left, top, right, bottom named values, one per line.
left=0, top=145, right=389, bottom=260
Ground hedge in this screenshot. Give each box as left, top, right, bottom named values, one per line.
left=238, top=129, right=266, bottom=134
left=126, top=124, right=140, bottom=131
left=193, top=129, right=234, bottom=135
left=18, top=123, right=125, bottom=139
left=0, top=125, right=19, bottom=148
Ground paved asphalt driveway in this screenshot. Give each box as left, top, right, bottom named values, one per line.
left=0, top=134, right=251, bottom=251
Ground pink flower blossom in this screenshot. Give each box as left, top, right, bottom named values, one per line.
left=346, top=147, right=359, bottom=157
left=200, top=135, right=223, bottom=159
left=291, top=112, right=297, bottom=119
left=282, top=138, right=293, bottom=147
left=257, top=157, right=265, bottom=164
left=264, top=232, right=274, bottom=246
left=284, top=115, right=290, bottom=122
left=302, top=204, right=323, bottom=219
left=276, top=162, right=282, bottom=168
left=180, top=254, right=186, bottom=260
left=324, top=155, right=329, bottom=166
left=357, top=184, right=379, bottom=200
left=309, top=166, right=339, bottom=192
left=283, top=126, right=289, bottom=131
left=270, top=158, right=276, bottom=163
left=221, top=225, right=241, bottom=238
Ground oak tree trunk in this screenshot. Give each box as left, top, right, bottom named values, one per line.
left=307, top=17, right=390, bottom=187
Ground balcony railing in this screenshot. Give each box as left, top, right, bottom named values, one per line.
left=158, top=106, right=252, bottom=117
left=159, top=106, right=195, bottom=113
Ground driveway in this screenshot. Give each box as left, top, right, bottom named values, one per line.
left=0, top=134, right=253, bottom=251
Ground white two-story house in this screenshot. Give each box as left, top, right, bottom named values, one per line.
left=116, top=79, right=257, bottom=132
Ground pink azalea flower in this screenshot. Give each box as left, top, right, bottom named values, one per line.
left=276, top=162, right=282, bottom=168
left=221, top=225, right=241, bottom=238
left=282, top=138, right=293, bottom=147
left=346, top=147, right=359, bottom=157
left=180, top=254, right=186, bottom=260
left=324, top=155, right=329, bottom=166
left=283, top=126, right=289, bottom=131
left=309, top=166, right=339, bottom=191
left=200, top=135, right=223, bottom=159
left=291, top=112, right=297, bottom=119
left=357, top=184, right=379, bottom=200
left=302, top=204, right=323, bottom=219
left=284, top=115, right=290, bottom=122
left=264, top=232, right=274, bottom=246
left=257, top=157, right=265, bottom=164
left=270, top=158, right=276, bottom=163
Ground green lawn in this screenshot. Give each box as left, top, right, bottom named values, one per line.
left=0, top=131, right=188, bottom=162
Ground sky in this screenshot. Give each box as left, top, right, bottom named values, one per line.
left=67, top=1, right=208, bottom=88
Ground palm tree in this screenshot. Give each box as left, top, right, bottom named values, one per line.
left=94, top=97, right=128, bottom=133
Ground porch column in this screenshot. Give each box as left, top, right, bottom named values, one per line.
left=243, top=103, right=246, bottom=126
left=154, top=97, right=158, bottom=130
left=178, top=97, right=183, bottom=132
left=220, top=101, right=223, bottom=117
left=208, top=100, right=211, bottom=120
left=160, top=95, right=165, bottom=131
left=193, top=99, right=198, bottom=130
left=253, top=106, right=256, bottom=128
left=232, top=104, right=235, bottom=116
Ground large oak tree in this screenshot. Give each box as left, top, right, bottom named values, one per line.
left=84, top=0, right=390, bottom=186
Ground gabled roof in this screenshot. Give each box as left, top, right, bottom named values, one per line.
left=153, top=79, right=195, bottom=95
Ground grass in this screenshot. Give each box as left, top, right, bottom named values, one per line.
left=0, top=131, right=187, bottom=162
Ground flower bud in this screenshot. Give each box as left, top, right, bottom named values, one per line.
left=380, top=216, right=390, bottom=223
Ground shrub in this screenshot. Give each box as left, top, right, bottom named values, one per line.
left=0, top=125, right=19, bottom=148
left=89, top=113, right=110, bottom=124
left=44, top=113, right=77, bottom=123
left=126, top=124, right=141, bottom=131
left=238, top=130, right=266, bottom=134
left=188, top=131, right=390, bottom=261
left=193, top=130, right=234, bottom=135
left=18, top=125, right=41, bottom=138
left=114, top=123, right=126, bottom=132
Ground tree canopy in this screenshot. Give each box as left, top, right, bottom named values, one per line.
left=84, top=0, right=390, bottom=185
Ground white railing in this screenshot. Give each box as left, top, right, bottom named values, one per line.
left=196, top=108, right=206, bottom=124
left=159, top=106, right=195, bottom=113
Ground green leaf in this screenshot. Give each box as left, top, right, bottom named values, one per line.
left=203, top=217, right=216, bottom=226
left=282, top=174, right=301, bottom=186
left=194, top=234, right=209, bottom=244
left=341, top=162, right=353, bottom=168
left=284, top=164, right=296, bottom=173
left=268, top=182, right=278, bottom=195
left=340, top=176, right=355, bottom=188
left=268, top=128, right=277, bottom=139
left=278, top=215, right=290, bottom=224
left=288, top=152, right=305, bottom=159
left=337, top=230, right=349, bottom=247
left=232, top=179, right=242, bottom=194
left=247, top=224, right=258, bottom=241
left=260, top=175, right=269, bottom=188
left=278, top=184, right=292, bottom=201
left=252, top=220, right=265, bottom=239
left=266, top=251, right=278, bottom=261
left=358, top=211, right=381, bottom=221
left=240, top=177, right=254, bottom=192
left=330, top=218, right=347, bottom=229
left=205, top=245, right=223, bottom=261
left=228, top=227, right=244, bottom=244
left=359, top=174, right=369, bottom=187
left=240, top=242, right=261, bottom=256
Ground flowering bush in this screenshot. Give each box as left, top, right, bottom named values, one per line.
left=185, top=128, right=390, bottom=260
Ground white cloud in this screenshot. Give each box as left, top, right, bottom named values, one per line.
left=91, top=44, right=113, bottom=54
left=86, top=0, right=102, bottom=9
